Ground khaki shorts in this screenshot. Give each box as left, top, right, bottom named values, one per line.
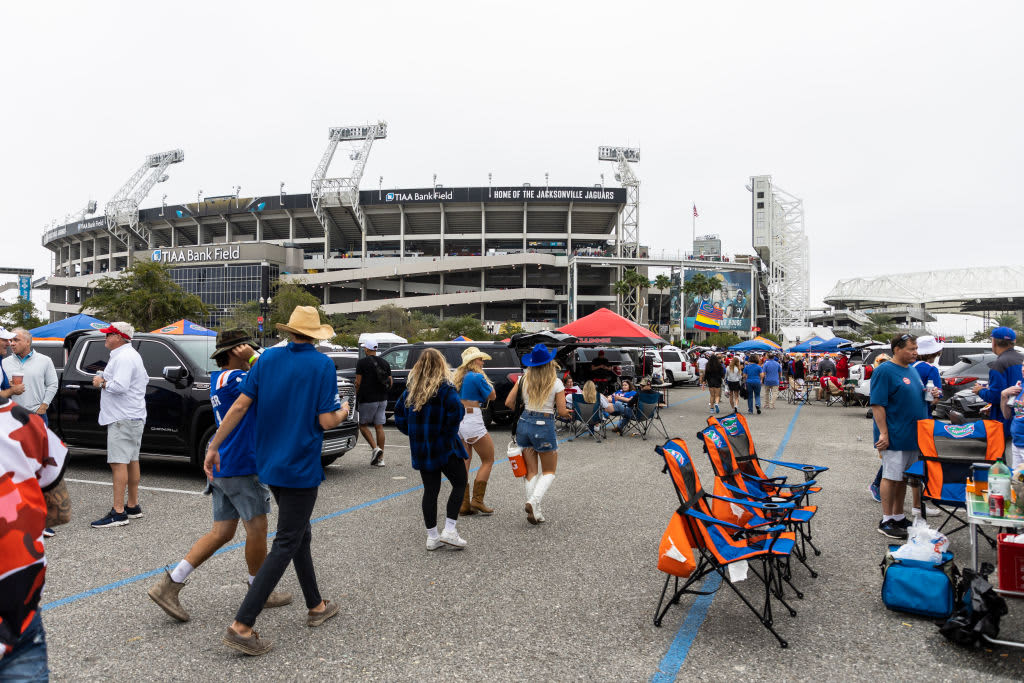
left=107, top=419, right=144, bottom=464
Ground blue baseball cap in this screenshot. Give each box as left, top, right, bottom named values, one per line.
left=991, top=326, right=1017, bottom=341
left=521, top=343, right=556, bottom=367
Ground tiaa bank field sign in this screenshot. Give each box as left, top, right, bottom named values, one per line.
left=150, top=246, right=241, bottom=264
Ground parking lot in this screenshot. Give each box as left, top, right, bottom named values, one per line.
left=41, top=386, right=1024, bottom=681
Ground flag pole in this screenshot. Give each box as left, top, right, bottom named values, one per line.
left=691, top=203, right=695, bottom=256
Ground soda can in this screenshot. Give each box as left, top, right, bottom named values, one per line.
left=989, top=494, right=1004, bottom=517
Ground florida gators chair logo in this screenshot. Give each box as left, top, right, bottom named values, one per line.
left=719, top=415, right=742, bottom=436
left=942, top=424, right=976, bottom=439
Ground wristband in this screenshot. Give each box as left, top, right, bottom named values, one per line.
left=248, top=354, right=258, bottom=365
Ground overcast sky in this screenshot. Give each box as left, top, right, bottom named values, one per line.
left=2, top=1, right=1021, bottom=323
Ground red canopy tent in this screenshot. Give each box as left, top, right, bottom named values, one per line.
left=557, top=308, right=667, bottom=346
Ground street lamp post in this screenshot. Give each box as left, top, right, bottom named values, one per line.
left=258, top=297, right=272, bottom=346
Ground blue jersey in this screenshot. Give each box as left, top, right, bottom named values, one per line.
left=762, top=360, right=782, bottom=386
left=459, top=371, right=492, bottom=404
left=869, top=361, right=928, bottom=451
left=742, top=364, right=763, bottom=385
left=210, top=369, right=258, bottom=478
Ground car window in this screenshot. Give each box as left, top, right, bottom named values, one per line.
left=863, top=349, right=889, bottom=367
left=661, top=351, right=681, bottom=363
left=36, top=345, right=65, bottom=370
left=485, top=347, right=520, bottom=367
left=137, top=340, right=185, bottom=378
left=173, top=338, right=220, bottom=374
left=330, top=355, right=359, bottom=370
left=382, top=348, right=411, bottom=370
left=79, top=339, right=110, bottom=374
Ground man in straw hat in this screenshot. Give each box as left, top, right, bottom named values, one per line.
left=205, top=307, right=350, bottom=656
left=148, top=330, right=292, bottom=623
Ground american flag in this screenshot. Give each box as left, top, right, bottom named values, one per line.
left=693, top=205, right=698, bottom=218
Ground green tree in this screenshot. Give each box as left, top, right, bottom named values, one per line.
left=81, top=261, right=208, bottom=332
left=653, top=274, right=672, bottom=326
left=759, top=331, right=782, bottom=345
left=499, top=320, right=524, bottom=337
left=219, top=300, right=261, bottom=337
left=993, top=313, right=1023, bottom=334
left=0, top=297, right=47, bottom=330
left=971, top=329, right=991, bottom=343
left=862, top=313, right=897, bottom=341
left=682, top=272, right=724, bottom=301
left=945, top=335, right=966, bottom=343
left=704, top=331, right=742, bottom=348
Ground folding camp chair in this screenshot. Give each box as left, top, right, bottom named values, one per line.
left=630, top=391, right=669, bottom=441
left=569, top=394, right=606, bottom=442
left=904, top=419, right=1004, bottom=545
left=820, top=377, right=844, bottom=407
left=708, top=412, right=828, bottom=486
left=653, top=437, right=800, bottom=648
left=699, top=419, right=823, bottom=575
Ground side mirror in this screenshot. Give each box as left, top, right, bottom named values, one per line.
left=162, top=365, right=189, bottom=386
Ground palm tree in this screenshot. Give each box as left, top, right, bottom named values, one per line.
left=653, top=274, right=672, bottom=328
left=862, top=313, right=897, bottom=340
left=994, top=313, right=1023, bottom=333
left=613, top=268, right=651, bottom=321
left=682, top=272, right=723, bottom=304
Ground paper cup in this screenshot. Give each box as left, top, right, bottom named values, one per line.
left=11, top=373, right=23, bottom=386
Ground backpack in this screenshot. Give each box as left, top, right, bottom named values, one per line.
left=369, top=356, right=392, bottom=389
left=939, top=563, right=1009, bottom=647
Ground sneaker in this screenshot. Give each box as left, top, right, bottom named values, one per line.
left=426, top=535, right=445, bottom=551
left=868, top=483, right=881, bottom=503
left=439, top=527, right=467, bottom=549
left=91, top=508, right=129, bottom=528
left=125, top=504, right=143, bottom=519
left=925, top=504, right=942, bottom=517
left=42, top=528, right=55, bottom=538
left=714, top=403, right=720, bottom=413
left=306, top=599, right=340, bottom=627
left=877, top=520, right=908, bottom=540
left=893, top=516, right=912, bottom=529
left=370, top=448, right=384, bottom=467
left=223, top=627, right=272, bottom=656
left=756, top=406, right=761, bottom=414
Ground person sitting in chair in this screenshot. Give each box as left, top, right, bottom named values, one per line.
left=610, top=380, right=638, bottom=433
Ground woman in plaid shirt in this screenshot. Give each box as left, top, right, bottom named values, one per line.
left=395, top=348, right=470, bottom=550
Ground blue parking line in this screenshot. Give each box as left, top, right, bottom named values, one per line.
left=42, top=390, right=706, bottom=613
left=651, top=402, right=804, bottom=682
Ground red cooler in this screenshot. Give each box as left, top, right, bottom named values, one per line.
left=997, top=534, right=1024, bottom=593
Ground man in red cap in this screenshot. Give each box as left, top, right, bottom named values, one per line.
left=90, top=322, right=149, bottom=528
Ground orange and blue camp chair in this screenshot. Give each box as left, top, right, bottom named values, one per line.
left=654, top=437, right=800, bottom=648
left=699, top=422, right=822, bottom=575
left=708, top=412, right=828, bottom=486
left=904, top=419, right=1004, bottom=542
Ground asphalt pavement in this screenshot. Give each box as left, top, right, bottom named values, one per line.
left=40, top=386, right=1024, bottom=681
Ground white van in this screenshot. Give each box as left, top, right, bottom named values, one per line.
left=643, top=346, right=695, bottom=385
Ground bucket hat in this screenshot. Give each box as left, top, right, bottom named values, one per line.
left=915, top=335, right=944, bottom=356
left=210, top=329, right=255, bottom=359
left=521, top=343, right=556, bottom=367
left=275, top=306, right=335, bottom=340
left=459, top=346, right=492, bottom=368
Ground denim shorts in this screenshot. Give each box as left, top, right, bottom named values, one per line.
left=516, top=411, right=558, bottom=453
left=206, top=474, right=272, bottom=522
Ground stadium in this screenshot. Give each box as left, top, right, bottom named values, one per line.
left=40, top=125, right=776, bottom=337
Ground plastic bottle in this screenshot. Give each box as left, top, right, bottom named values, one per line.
left=1009, top=381, right=1022, bottom=407
left=925, top=380, right=935, bottom=403
left=989, top=460, right=1013, bottom=508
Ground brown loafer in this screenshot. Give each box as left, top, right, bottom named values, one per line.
left=307, top=599, right=339, bottom=627
left=223, top=627, right=272, bottom=656
left=264, top=589, right=293, bottom=609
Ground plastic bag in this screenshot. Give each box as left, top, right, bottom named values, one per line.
left=892, top=518, right=949, bottom=563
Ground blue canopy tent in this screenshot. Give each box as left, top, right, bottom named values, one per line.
left=30, top=314, right=109, bottom=340
left=812, top=337, right=854, bottom=353
left=729, top=337, right=782, bottom=352
left=787, top=335, right=827, bottom=353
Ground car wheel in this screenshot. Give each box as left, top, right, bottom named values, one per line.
left=665, top=370, right=675, bottom=386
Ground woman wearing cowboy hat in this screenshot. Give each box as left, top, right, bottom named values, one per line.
left=504, top=344, right=571, bottom=524
left=453, top=347, right=498, bottom=515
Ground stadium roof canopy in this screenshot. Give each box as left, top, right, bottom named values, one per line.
left=824, top=266, right=1024, bottom=313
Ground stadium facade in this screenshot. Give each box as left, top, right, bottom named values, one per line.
left=42, top=186, right=633, bottom=329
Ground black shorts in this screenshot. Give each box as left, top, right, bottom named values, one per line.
left=727, top=381, right=741, bottom=392
left=706, top=378, right=722, bottom=388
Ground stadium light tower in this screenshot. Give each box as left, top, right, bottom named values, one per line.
left=598, top=145, right=642, bottom=321
left=105, top=149, right=184, bottom=253
left=311, top=122, right=387, bottom=238
left=749, top=175, right=809, bottom=333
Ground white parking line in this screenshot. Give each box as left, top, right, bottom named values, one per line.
left=64, top=478, right=204, bottom=496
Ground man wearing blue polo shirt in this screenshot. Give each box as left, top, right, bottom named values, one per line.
left=973, top=326, right=1023, bottom=446
left=205, top=307, right=350, bottom=656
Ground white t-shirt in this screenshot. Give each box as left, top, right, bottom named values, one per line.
left=521, top=378, right=565, bottom=414
left=697, top=357, right=708, bottom=373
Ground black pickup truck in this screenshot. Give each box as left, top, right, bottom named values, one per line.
left=47, top=331, right=359, bottom=467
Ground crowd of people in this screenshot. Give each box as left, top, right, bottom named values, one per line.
left=695, top=349, right=792, bottom=414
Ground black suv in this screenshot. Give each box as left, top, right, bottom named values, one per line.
left=342, top=341, right=522, bottom=426
left=572, top=348, right=637, bottom=388
left=50, top=331, right=358, bottom=467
